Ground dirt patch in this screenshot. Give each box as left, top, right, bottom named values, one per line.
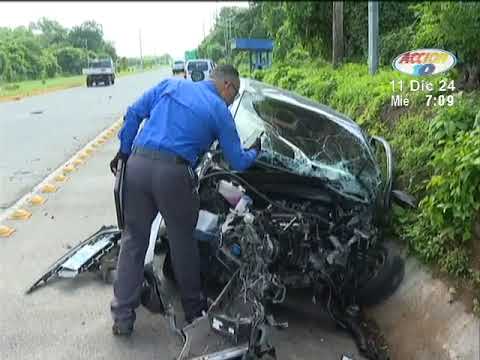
left=379, top=102, right=437, bottom=128
left=379, top=103, right=410, bottom=126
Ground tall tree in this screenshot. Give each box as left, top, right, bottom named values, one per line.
left=29, top=17, right=68, bottom=47
left=412, top=1, right=480, bottom=90
left=68, top=20, right=104, bottom=53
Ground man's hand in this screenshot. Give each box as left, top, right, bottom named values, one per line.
left=110, top=151, right=129, bottom=175
left=247, top=135, right=262, bottom=153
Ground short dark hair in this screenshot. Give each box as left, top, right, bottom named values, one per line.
left=211, top=64, right=239, bottom=82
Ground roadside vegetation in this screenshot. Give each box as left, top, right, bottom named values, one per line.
left=198, top=2, right=480, bottom=312
left=0, top=63, right=167, bottom=100
left=0, top=18, right=171, bottom=99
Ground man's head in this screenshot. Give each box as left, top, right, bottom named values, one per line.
left=211, top=64, right=240, bottom=106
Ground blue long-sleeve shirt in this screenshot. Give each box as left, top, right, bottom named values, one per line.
left=118, top=78, right=258, bottom=171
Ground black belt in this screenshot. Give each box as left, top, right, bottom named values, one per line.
left=132, top=146, right=190, bottom=166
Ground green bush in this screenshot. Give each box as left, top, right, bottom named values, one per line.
left=4, top=83, right=19, bottom=91
left=429, top=95, right=480, bottom=146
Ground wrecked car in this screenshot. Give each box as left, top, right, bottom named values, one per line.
left=27, top=78, right=412, bottom=360
left=157, top=78, right=411, bottom=358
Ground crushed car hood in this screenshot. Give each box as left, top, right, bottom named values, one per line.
left=234, top=79, right=382, bottom=203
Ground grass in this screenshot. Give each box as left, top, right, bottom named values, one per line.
left=0, top=65, right=168, bottom=101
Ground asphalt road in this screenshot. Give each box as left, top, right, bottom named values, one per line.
left=0, top=137, right=364, bottom=360
left=0, top=67, right=170, bottom=210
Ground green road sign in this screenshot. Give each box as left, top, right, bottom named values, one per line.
left=185, top=50, right=198, bottom=61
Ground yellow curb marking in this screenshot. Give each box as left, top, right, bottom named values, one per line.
left=55, top=174, right=68, bottom=182
left=41, top=183, right=57, bottom=193
left=0, top=225, right=15, bottom=237
left=73, top=158, right=84, bottom=166
left=29, top=195, right=47, bottom=205
left=63, top=164, right=75, bottom=174
left=9, top=209, right=32, bottom=220
left=0, top=117, right=123, bottom=226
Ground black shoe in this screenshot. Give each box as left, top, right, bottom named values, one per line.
left=112, top=320, right=134, bottom=336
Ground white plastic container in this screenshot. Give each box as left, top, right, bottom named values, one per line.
left=234, top=195, right=253, bottom=214
left=217, top=180, right=244, bottom=207
left=196, top=210, right=219, bottom=233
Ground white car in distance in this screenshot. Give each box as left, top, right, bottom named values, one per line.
left=172, top=60, right=185, bottom=75
left=184, top=59, right=215, bottom=82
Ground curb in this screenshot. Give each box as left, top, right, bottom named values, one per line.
left=0, top=117, right=123, bottom=235
left=366, top=249, right=479, bottom=359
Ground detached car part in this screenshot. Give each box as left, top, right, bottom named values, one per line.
left=25, top=225, right=121, bottom=294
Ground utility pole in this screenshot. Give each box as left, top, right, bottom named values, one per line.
left=84, top=39, right=89, bottom=66
left=368, top=1, right=379, bottom=74
left=332, top=1, right=344, bottom=67
left=139, top=28, right=144, bottom=70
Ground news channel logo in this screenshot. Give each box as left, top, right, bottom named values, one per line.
left=392, top=49, right=457, bottom=76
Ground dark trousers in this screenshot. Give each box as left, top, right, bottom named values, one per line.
left=110, top=149, right=207, bottom=323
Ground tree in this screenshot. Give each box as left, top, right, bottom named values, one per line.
left=40, top=49, right=60, bottom=78
left=117, top=56, right=128, bottom=72
left=0, top=19, right=119, bottom=82
left=29, top=17, right=68, bottom=47
left=0, top=50, right=7, bottom=79
left=206, top=43, right=224, bottom=62
left=101, top=40, right=118, bottom=61
left=68, top=20, right=104, bottom=53
left=54, top=46, right=86, bottom=75
left=412, top=2, right=480, bottom=90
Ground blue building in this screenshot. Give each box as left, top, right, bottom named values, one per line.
left=230, top=38, right=274, bottom=73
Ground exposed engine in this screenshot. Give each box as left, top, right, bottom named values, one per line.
left=198, top=173, right=380, bottom=304
left=195, top=172, right=393, bottom=359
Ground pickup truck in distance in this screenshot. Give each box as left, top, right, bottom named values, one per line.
left=82, top=58, right=116, bottom=87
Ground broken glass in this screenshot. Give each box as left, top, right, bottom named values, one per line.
left=233, top=90, right=381, bottom=203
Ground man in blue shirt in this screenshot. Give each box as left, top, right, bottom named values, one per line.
left=109, top=65, right=261, bottom=336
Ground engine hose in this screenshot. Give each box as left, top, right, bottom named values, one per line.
left=200, top=170, right=330, bottom=225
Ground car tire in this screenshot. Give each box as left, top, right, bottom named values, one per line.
left=355, top=242, right=405, bottom=307
left=191, top=70, right=205, bottom=82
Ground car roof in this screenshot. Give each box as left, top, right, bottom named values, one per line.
left=186, top=59, right=213, bottom=63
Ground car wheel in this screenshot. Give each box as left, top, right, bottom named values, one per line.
left=191, top=70, right=205, bottom=82
left=355, top=242, right=405, bottom=307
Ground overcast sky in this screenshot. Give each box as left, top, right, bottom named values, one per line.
left=0, top=1, right=249, bottom=59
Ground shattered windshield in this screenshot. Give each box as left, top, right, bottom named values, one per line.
left=234, top=91, right=381, bottom=202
